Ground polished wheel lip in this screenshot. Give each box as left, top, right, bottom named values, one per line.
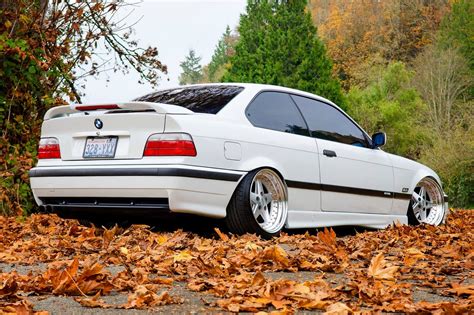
left=250, top=169, right=288, bottom=234
left=412, top=178, right=445, bottom=225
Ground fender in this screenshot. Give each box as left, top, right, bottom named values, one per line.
left=389, top=153, right=446, bottom=217
left=238, top=156, right=287, bottom=181
left=409, top=167, right=443, bottom=193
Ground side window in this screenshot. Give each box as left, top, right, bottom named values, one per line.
left=246, top=92, right=309, bottom=136
left=291, top=95, right=368, bottom=147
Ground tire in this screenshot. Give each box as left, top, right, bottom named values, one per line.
left=225, top=168, right=288, bottom=239
left=407, top=177, right=446, bottom=226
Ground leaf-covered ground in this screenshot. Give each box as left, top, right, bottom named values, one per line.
left=0, top=210, right=472, bottom=314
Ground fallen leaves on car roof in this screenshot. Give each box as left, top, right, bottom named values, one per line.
left=0, top=209, right=472, bottom=313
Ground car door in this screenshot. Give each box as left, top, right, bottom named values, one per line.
left=291, top=94, right=394, bottom=214
left=245, top=91, right=322, bottom=220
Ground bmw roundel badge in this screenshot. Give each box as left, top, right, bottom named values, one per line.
left=94, top=118, right=103, bottom=129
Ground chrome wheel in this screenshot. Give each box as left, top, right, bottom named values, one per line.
left=249, top=169, right=288, bottom=234
left=411, top=178, right=445, bottom=225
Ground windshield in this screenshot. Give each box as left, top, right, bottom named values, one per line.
left=134, top=85, right=244, bottom=114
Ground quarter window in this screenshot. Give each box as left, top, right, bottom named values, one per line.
left=246, top=92, right=309, bottom=136
left=291, top=95, right=368, bottom=147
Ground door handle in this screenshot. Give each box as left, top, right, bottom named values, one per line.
left=323, top=149, right=337, bottom=157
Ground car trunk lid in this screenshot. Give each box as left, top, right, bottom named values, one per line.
left=41, top=102, right=193, bottom=161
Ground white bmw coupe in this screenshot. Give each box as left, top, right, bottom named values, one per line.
left=30, top=83, right=448, bottom=238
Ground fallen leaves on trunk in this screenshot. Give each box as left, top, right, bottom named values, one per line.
left=0, top=209, right=472, bottom=313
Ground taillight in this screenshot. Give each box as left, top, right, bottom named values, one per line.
left=144, top=133, right=197, bottom=157
left=38, top=138, right=61, bottom=159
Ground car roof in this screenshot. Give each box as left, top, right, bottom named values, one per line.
left=151, top=82, right=338, bottom=107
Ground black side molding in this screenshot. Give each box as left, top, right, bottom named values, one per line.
left=285, top=180, right=412, bottom=200
left=29, top=167, right=242, bottom=182
left=285, top=180, right=322, bottom=191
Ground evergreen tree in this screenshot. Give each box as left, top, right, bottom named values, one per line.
left=222, top=0, right=345, bottom=108
left=208, top=26, right=232, bottom=82
left=179, top=49, right=203, bottom=85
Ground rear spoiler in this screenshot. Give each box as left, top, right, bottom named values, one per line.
left=44, top=102, right=194, bottom=120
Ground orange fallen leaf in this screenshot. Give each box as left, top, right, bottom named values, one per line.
left=367, top=253, right=399, bottom=281
left=0, top=272, right=19, bottom=298
left=102, top=225, right=119, bottom=249
left=263, top=245, right=290, bottom=268
left=447, top=283, right=474, bottom=297
left=317, top=228, right=337, bottom=249
left=173, top=250, right=194, bottom=263
left=75, top=292, right=111, bottom=308
left=123, top=286, right=182, bottom=309
left=324, top=302, right=352, bottom=315
left=214, top=227, right=230, bottom=241
left=0, top=299, right=48, bottom=315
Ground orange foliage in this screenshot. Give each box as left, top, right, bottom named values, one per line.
left=309, top=0, right=451, bottom=89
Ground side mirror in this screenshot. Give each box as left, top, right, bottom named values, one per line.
left=371, top=132, right=386, bottom=149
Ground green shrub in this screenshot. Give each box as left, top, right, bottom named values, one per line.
left=346, top=62, right=429, bottom=159
left=419, top=120, right=474, bottom=208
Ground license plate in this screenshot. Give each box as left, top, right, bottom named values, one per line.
left=83, top=137, right=118, bottom=158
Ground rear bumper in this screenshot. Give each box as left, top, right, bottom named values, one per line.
left=29, top=165, right=245, bottom=218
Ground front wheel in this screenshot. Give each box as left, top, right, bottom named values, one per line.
left=408, top=177, right=446, bottom=226
left=225, top=168, right=288, bottom=239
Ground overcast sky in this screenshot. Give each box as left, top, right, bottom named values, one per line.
left=81, top=0, right=247, bottom=103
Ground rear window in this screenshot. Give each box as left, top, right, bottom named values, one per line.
left=134, top=85, right=244, bottom=114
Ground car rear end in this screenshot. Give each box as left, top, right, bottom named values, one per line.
left=29, top=85, right=246, bottom=219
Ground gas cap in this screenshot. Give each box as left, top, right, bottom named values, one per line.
left=224, top=141, right=242, bottom=161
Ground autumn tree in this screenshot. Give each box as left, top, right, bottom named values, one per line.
left=223, top=0, right=345, bottom=107
left=310, top=0, right=451, bottom=89
left=308, top=0, right=472, bottom=207
left=178, top=49, right=203, bottom=85
left=412, top=45, right=471, bottom=132
left=0, top=0, right=167, bottom=215
left=413, top=2, right=474, bottom=206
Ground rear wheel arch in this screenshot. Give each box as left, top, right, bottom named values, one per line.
left=225, top=167, right=289, bottom=238
left=252, top=166, right=286, bottom=183
left=228, top=166, right=287, bottom=210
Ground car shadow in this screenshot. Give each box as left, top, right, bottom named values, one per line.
left=284, top=225, right=376, bottom=238
left=47, top=208, right=224, bottom=237
left=42, top=208, right=374, bottom=239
